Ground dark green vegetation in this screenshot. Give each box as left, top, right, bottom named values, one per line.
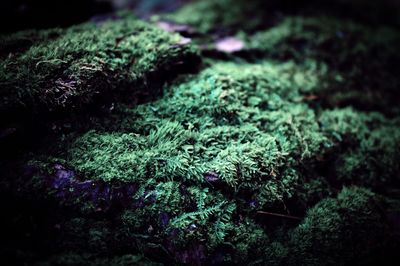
left=1, top=0, right=400, bottom=265
left=162, top=0, right=270, bottom=33
left=245, top=16, right=400, bottom=115
left=162, top=0, right=400, bottom=33
left=0, top=12, right=198, bottom=125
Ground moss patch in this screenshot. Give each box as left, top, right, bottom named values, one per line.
left=160, top=0, right=270, bottom=33
left=24, top=60, right=400, bottom=264
left=245, top=16, right=400, bottom=114
left=0, top=13, right=199, bottom=123
left=2, top=4, right=400, bottom=265
left=288, top=187, right=390, bottom=266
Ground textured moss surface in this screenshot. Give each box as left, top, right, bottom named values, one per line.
left=162, top=0, right=400, bottom=34
left=23, top=61, right=400, bottom=264
left=245, top=16, right=400, bottom=115
left=162, top=0, right=270, bottom=33
left=0, top=13, right=198, bottom=123
left=1, top=1, right=400, bottom=265
left=288, top=187, right=390, bottom=266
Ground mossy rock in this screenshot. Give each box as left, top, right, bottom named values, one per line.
left=162, top=0, right=274, bottom=34
left=162, top=0, right=400, bottom=34
left=244, top=16, right=400, bottom=114
left=163, top=4, right=400, bottom=114
left=288, top=187, right=391, bottom=266
left=319, top=108, right=400, bottom=189
left=0, top=13, right=199, bottom=124
left=2, top=2, right=400, bottom=265
left=36, top=253, right=162, bottom=266
left=20, top=61, right=400, bottom=264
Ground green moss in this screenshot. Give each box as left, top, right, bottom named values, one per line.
left=162, top=0, right=269, bottom=33
left=4, top=6, right=400, bottom=264
left=247, top=16, right=396, bottom=59
left=0, top=13, right=198, bottom=119
left=319, top=108, right=400, bottom=188
left=245, top=16, right=400, bottom=114
left=288, top=187, right=389, bottom=266
left=21, top=61, right=325, bottom=263
left=163, top=0, right=400, bottom=34
left=335, top=125, right=400, bottom=188
left=46, top=62, right=328, bottom=199
left=37, top=253, right=161, bottom=266
left=27, top=58, right=400, bottom=263
left=0, top=28, right=64, bottom=59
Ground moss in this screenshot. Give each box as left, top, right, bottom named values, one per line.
left=0, top=28, right=64, bottom=59
left=37, top=253, right=162, bottom=266
left=288, top=187, right=390, bottom=266
left=43, top=62, right=329, bottom=198
left=248, top=16, right=399, bottom=60
left=23, top=57, right=400, bottom=263
left=161, top=0, right=269, bottom=33
left=245, top=16, right=400, bottom=114
left=335, top=125, right=400, bottom=188
left=0, top=13, right=199, bottom=121
left=319, top=108, right=400, bottom=188
left=3, top=5, right=400, bottom=264
left=163, top=0, right=400, bottom=34
left=19, top=61, right=323, bottom=263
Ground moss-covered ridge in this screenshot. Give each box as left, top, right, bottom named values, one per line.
left=243, top=16, right=400, bottom=114
left=24, top=61, right=400, bottom=264
left=0, top=13, right=199, bottom=124
left=163, top=1, right=400, bottom=115
left=161, top=0, right=270, bottom=33
left=1, top=2, right=400, bottom=265
left=162, top=0, right=400, bottom=34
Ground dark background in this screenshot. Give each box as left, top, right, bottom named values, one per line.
left=0, top=0, right=189, bottom=33
left=1, top=0, right=399, bottom=34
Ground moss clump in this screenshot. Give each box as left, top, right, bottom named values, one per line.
left=50, top=62, right=329, bottom=199
left=319, top=108, right=400, bottom=188
left=288, top=187, right=390, bottom=266
left=25, top=61, right=327, bottom=263
left=0, top=13, right=198, bottom=122
left=3, top=4, right=400, bottom=265
left=161, top=0, right=270, bottom=33
left=335, top=124, right=400, bottom=188
left=37, top=253, right=162, bottom=266
left=163, top=0, right=400, bottom=34
left=245, top=16, right=400, bottom=114
left=25, top=60, right=400, bottom=263
left=0, top=28, right=64, bottom=59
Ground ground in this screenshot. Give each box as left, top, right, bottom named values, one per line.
left=0, top=0, right=400, bottom=265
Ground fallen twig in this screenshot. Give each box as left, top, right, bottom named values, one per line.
left=257, top=211, right=302, bottom=220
